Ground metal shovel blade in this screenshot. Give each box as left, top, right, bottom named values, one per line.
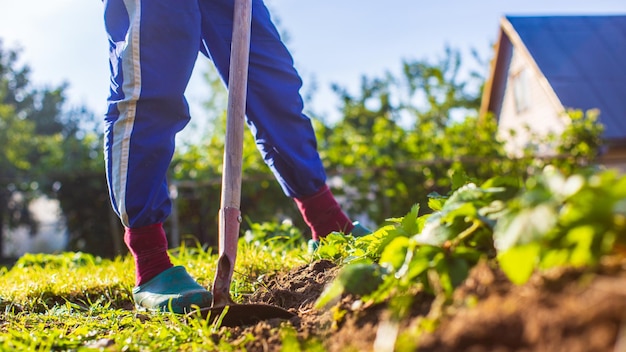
left=190, top=304, right=295, bottom=327
left=187, top=252, right=295, bottom=326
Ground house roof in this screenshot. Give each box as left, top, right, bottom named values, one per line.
left=488, top=15, right=626, bottom=141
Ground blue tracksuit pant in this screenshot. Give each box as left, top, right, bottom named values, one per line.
left=103, top=0, right=326, bottom=228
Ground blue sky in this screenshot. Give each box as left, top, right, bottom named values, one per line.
left=1, top=0, right=626, bottom=131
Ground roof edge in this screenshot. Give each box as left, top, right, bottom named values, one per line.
left=481, top=16, right=567, bottom=120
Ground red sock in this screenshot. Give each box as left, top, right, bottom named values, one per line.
left=294, top=185, right=354, bottom=241
left=124, top=223, right=173, bottom=286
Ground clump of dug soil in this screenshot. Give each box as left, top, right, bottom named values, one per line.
left=223, top=258, right=626, bottom=351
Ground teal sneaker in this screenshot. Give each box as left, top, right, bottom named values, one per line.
left=308, top=221, right=372, bottom=254
left=133, top=266, right=213, bottom=314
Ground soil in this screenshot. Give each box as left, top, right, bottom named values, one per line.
left=222, top=258, right=626, bottom=352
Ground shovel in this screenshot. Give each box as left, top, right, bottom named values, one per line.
left=190, top=0, right=295, bottom=327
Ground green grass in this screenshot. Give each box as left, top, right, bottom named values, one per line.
left=0, top=228, right=310, bottom=351
left=4, top=167, right=623, bottom=351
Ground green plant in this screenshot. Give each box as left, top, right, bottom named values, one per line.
left=495, top=166, right=626, bottom=284
left=315, top=165, right=626, bottom=352
left=316, top=175, right=519, bottom=309
left=243, top=219, right=305, bottom=251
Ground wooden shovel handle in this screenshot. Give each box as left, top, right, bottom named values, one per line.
left=212, top=0, right=252, bottom=306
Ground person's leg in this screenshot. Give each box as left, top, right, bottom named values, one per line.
left=197, top=0, right=356, bottom=240
left=103, top=0, right=211, bottom=312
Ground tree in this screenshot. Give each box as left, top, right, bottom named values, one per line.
left=0, top=41, right=58, bottom=257
left=318, top=46, right=600, bottom=227
left=170, top=46, right=496, bottom=240
left=400, top=46, right=483, bottom=129
left=170, top=45, right=603, bottom=246
left=0, top=40, right=115, bottom=259
left=0, top=101, right=37, bottom=257
left=317, top=47, right=487, bottom=222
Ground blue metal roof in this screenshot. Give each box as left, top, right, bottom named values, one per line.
left=507, top=15, right=626, bottom=141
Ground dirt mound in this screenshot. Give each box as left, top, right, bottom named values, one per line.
left=249, top=259, right=338, bottom=311
left=223, top=259, right=626, bottom=351
left=419, top=260, right=626, bottom=351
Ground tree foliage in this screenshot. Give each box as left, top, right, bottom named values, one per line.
left=170, top=46, right=603, bottom=244
left=319, top=46, right=507, bottom=224
left=0, top=41, right=115, bottom=259
left=0, top=41, right=66, bottom=254
left=0, top=39, right=605, bottom=259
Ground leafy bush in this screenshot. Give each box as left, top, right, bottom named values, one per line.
left=243, top=219, right=305, bottom=251
left=495, top=166, right=626, bottom=284
left=316, top=166, right=626, bottom=314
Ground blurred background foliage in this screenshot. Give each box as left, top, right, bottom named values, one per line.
left=0, top=39, right=603, bottom=260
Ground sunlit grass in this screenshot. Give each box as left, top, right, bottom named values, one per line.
left=0, top=253, right=134, bottom=312
left=0, top=225, right=311, bottom=351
